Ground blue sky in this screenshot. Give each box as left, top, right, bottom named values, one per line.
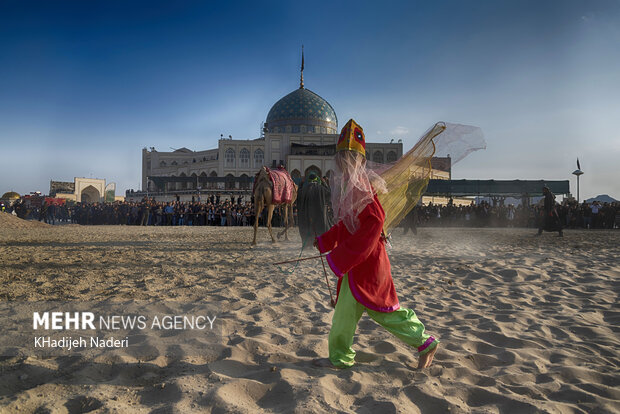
left=1, top=0, right=618, bottom=200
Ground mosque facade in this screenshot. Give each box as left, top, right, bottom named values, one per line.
left=137, top=70, right=405, bottom=199
left=49, top=178, right=120, bottom=203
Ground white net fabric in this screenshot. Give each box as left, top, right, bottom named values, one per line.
left=329, top=150, right=387, bottom=234
left=330, top=122, right=486, bottom=235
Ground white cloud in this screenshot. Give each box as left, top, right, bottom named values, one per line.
left=390, top=126, right=409, bottom=136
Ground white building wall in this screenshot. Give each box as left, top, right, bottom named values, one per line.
left=140, top=133, right=400, bottom=191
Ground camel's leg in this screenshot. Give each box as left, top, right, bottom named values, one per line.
left=283, top=203, right=290, bottom=241
left=267, top=204, right=276, bottom=243
left=276, top=206, right=282, bottom=240
left=252, top=198, right=263, bottom=246
left=289, top=203, right=295, bottom=238
left=276, top=204, right=290, bottom=240
left=276, top=205, right=284, bottom=240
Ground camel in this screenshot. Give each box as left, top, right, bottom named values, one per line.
left=251, top=167, right=298, bottom=245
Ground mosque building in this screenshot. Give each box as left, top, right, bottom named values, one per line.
left=134, top=60, right=409, bottom=200
left=133, top=55, right=450, bottom=202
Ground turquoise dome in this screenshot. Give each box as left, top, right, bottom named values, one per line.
left=266, top=88, right=338, bottom=134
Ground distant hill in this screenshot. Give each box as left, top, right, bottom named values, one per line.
left=585, top=194, right=617, bottom=203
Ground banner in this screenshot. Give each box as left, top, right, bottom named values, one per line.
left=105, top=183, right=116, bottom=203
left=44, top=197, right=66, bottom=206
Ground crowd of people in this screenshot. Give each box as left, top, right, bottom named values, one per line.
left=4, top=193, right=619, bottom=230
left=7, top=194, right=290, bottom=228
left=406, top=199, right=619, bottom=230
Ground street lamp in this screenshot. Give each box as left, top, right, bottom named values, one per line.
left=572, top=158, right=584, bottom=203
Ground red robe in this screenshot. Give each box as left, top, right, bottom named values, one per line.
left=316, top=194, right=400, bottom=312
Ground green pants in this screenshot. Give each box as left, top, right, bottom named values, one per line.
left=329, top=274, right=438, bottom=368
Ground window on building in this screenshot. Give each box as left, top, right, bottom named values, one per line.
left=292, top=125, right=300, bottom=133
left=254, top=149, right=264, bottom=167
left=160, top=161, right=167, bottom=167
left=373, top=151, right=384, bottom=164
left=387, top=151, right=397, bottom=163
left=240, top=148, right=250, bottom=167
left=225, top=148, right=235, bottom=167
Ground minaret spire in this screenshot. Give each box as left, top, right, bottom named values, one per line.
left=300, top=45, right=305, bottom=89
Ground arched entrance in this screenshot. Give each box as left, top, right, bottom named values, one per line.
left=304, top=165, right=322, bottom=180
left=199, top=172, right=207, bottom=190
left=209, top=171, right=218, bottom=189
left=373, top=150, right=384, bottom=164
left=225, top=173, right=235, bottom=190
left=168, top=175, right=176, bottom=192
left=291, top=169, right=302, bottom=185
left=239, top=174, right=250, bottom=190
left=80, top=185, right=100, bottom=203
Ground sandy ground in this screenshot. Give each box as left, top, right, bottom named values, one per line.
left=0, top=212, right=619, bottom=413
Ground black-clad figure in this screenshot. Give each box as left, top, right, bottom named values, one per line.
left=403, top=205, right=420, bottom=235
left=537, top=186, right=563, bottom=237
left=297, top=173, right=334, bottom=249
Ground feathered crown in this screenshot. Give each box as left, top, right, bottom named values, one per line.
left=337, top=119, right=366, bottom=157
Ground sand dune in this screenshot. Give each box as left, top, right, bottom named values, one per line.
left=0, top=224, right=618, bottom=413
left=0, top=212, right=49, bottom=230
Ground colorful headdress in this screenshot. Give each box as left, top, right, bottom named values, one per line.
left=331, top=119, right=382, bottom=234
left=337, top=119, right=366, bottom=157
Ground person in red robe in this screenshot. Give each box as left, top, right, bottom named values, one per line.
left=313, top=119, right=439, bottom=369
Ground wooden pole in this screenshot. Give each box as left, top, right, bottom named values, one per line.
left=272, top=254, right=326, bottom=266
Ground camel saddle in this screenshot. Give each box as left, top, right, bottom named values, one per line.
left=256, top=167, right=295, bottom=204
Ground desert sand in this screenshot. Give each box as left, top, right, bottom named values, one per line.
left=0, top=212, right=619, bottom=413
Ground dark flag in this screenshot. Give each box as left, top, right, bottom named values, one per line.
left=577, top=158, right=581, bottom=170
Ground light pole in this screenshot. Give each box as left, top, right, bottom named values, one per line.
left=572, top=160, right=584, bottom=203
